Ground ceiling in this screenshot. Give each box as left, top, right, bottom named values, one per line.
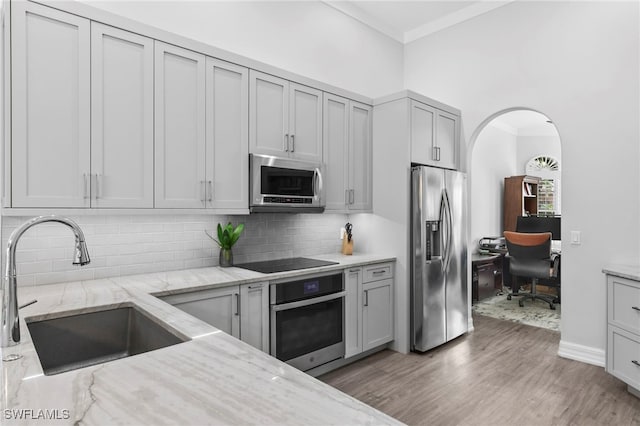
left=323, top=0, right=515, bottom=43
left=490, top=110, right=559, bottom=137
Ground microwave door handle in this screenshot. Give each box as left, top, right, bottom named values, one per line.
left=314, top=168, right=323, bottom=199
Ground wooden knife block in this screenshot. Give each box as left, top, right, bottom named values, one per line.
left=342, top=238, right=353, bottom=255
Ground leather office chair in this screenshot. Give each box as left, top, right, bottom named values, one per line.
left=503, top=231, right=559, bottom=310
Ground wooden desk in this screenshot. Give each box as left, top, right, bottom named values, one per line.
left=472, top=253, right=503, bottom=303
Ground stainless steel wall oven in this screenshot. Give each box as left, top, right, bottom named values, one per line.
left=270, top=272, right=344, bottom=372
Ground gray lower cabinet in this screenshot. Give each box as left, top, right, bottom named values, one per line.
left=160, top=282, right=269, bottom=352
left=344, top=262, right=394, bottom=359
left=606, top=274, right=640, bottom=396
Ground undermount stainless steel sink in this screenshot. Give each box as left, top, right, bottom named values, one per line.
left=26, top=305, right=189, bottom=376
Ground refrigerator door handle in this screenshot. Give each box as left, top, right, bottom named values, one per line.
left=439, top=191, right=448, bottom=272
left=443, top=188, right=454, bottom=272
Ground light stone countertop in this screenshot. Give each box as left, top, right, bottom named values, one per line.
left=602, top=264, right=640, bottom=281
left=1, top=253, right=401, bottom=425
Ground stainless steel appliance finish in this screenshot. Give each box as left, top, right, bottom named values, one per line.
left=235, top=257, right=338, bottom=274
left=27, top=305, right=188, bottom=375
left=411, top=165, right=468, bottom=352
left=270, top=272, right=345, bottom=371
left=249, top=154, right=325, bottom=213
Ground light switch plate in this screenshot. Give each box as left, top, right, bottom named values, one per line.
left=570, top=231, right=581, bottom=245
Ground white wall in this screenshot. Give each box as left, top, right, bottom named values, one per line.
left=470, top=123, right=517, bottom=251
left=405, top=1, right=640, bottom=364
left=85, top=0, right=404, bottom=98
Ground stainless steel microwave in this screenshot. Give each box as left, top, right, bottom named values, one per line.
left=249, top=154, right=325, bottom=213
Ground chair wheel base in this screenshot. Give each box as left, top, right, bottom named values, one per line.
left=507, top=295, right=512, bottom=300
left=519, top=300, right=524, bottom=307
left=550, top=304, right=556, bottom=310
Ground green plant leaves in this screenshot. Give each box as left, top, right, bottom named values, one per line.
left=206, top=222, right=244, bottom=249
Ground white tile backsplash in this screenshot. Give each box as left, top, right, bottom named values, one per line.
left=2, top=213, right=348, bottom=286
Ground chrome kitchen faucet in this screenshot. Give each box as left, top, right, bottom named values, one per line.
left=1, top=216, right=90, bottom=348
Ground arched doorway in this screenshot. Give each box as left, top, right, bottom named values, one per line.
left=468, top=108, right=562, bottom=331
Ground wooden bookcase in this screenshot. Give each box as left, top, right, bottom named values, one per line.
left=503, top=175, right=540, bottom=232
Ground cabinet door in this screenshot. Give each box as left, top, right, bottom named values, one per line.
left=205, top=58, right=249, bottom=211
left=249, top=70, right=289, bottom=157
left=348, top=102, right=372, bottom=211
left=11, top=2, right=90, bottom=207
left=410, top=100, right=436, bottom=167
left=363, top=278, right=394, bottom=352
left=162, top=286, right=240, bottom=338
left=155, top=42, right=206, bottom=208
left=289, top=83, right=322, bottom=162
left=344, top=267, right=363, bottom=358
left=436, top=110, right=458, bottom=170
left=91, top=23, right=154, bottom=208
left=323, top=94, right=349, bottom=211
left=239, top=282, right=269, bottom=352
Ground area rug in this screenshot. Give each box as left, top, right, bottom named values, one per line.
left=472, top=292, right=561, bottom=332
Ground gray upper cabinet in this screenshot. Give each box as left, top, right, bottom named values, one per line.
left=91, top=23, right=154, bottom=208
left=410, top=99, right=459, bottom=170
left=205, top=58, right=249, bottom=211
left=323, top=94, right=372, bottom=212
left=154, top=42, right=207, bottom=208
left=11, top=2, right=91, bottom=207
left=155, top=44, right=249, bottom=211
left=249, top=70, right=322, bottom=163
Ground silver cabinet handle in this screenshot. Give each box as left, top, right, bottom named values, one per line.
left=290, top=134, right=295, bottom=152
left=95, top=174, right=102, bottom=199
left=432, top=146, right=438, bottom=161
left=248, top=284, right=264, bottom=289
left=345, top=189, right=349, bottom=205
left=83, top=174, right=89, bottom=199
left=632, top=360, right=640, bottom=367
left=284, top=134, right=289, bottom=152
left=364, top=289, right=369, bottom=307
left=349, top=189, right=355, bottom=204
left=207, top=180, right=213, bottom=202
left=632, top=306, right=640, bottom=312
left=372, top=269, right=386, bottom=275
left=437, top=147, right=441, bottom=161
left=349, top=268, right=360, bottom=273
left=235, top=293, right=240, bottom=316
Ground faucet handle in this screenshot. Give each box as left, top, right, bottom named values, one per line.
left=19, top=299, right=37, bottom=310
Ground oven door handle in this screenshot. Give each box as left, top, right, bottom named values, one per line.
left=271, top=291, right=346, bottom=312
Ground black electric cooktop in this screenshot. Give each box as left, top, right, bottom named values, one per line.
left=234, top=257, right=338, bottom=274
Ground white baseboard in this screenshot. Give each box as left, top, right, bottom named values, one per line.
left=558, top=339, right=605, bottom=367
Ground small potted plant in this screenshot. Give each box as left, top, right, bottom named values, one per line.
left=206, top=222, right=244, bottom=267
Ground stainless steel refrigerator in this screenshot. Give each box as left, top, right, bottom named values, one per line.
left=411, top=165, right=468, bottom=352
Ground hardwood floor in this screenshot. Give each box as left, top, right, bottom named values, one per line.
left=320, top=314, right=640, bottom=425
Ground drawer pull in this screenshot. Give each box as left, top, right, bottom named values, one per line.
left=632, top=360, right=640, bottom=367
left=372, top=270, right=386, bottom=275
left=632, top=306, right=640, bottom=312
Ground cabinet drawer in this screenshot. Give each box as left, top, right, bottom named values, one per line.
left=608, top=276, right=640, bottom=335
left=607, top=326, right=640, bottom=390
left=363, top=263, right=393, bottom=283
